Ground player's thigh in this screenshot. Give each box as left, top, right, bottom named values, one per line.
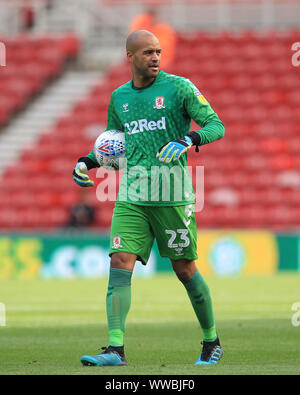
left=148, top=204, right=198, bottom=261
left=109, top=202, right=155, bottom=265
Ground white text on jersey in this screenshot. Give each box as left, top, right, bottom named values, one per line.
left=124, top=117, right=166, bottom=135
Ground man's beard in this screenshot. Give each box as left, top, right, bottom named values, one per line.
left=134, top=61, right=159, bottom=79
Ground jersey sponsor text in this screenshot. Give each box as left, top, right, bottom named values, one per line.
left=124, top=117, right=166, bottom=134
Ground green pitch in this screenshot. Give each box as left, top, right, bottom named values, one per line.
left=0, top=274, right=299, bottom=375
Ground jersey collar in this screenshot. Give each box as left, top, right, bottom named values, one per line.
left=131, top=70, right=162, bottom=90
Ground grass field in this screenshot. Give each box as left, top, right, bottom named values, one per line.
left=0, top=274, right=299, bottom=375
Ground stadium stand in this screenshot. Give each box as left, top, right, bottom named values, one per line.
left=0, top=29, right=299, bottom=231
left=0, top=33, right=80, bottom=127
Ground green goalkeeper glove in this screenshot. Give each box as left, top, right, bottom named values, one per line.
left=156, top=136, right=193, bottom=164
left=73, top=160, right=95, bottom=188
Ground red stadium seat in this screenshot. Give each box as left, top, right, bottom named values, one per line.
left=0, top=34, right=79, bottom=131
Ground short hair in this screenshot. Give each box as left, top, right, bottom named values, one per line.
left=126, top=30, right=159, bottom=53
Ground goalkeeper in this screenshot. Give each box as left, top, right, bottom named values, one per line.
left=73, top=30, right=225, bottom=366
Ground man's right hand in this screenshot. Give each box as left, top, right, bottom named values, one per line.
left=73, top=162, right=95, bottom=187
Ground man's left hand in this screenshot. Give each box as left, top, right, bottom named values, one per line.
left=156, top=136, right=193, bottom=164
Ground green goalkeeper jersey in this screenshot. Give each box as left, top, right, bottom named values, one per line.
left=87, top=70, right=224, bottom=206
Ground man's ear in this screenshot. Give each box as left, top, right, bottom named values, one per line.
left=127, top=51, right=133, bottom=63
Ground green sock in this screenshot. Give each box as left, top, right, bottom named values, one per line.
left=182, top=271, right=217, bottom=342
left=106, top=268, right=132, bottom=347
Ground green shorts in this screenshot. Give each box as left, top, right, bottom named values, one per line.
left=109, top=202, right=198, bottom=264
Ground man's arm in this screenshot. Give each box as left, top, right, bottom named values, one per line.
left=73, top=91, right=123, bottom=187
left=184, top=82, right=225, bottom=150
left=157, top=79, right=225, bottom=163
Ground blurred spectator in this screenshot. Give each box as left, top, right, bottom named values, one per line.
left=129, top=6, right=176, bottom=68
left=65, top=190, right=95, bottom=229
left=46, top=0, right=54, bottom=10
left=21, top=0, right=54, bottom=31
left=21, top=4, right=35, bottom=31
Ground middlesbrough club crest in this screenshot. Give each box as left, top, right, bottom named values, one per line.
left=153, top=96, right=165, bottom=109
left=112, top=236, right=123, bottom=249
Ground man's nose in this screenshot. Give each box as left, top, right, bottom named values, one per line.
left=152, top=52, right=159, bottom=61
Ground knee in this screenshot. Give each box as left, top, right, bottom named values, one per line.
left=110, top=252, right=136, bottom=271
left=172, top=259, right=197, bottom=282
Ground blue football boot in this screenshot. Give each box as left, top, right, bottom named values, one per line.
left=81, top=346, right=127, bottom=366
left=195, top=337, right=223, bottom=365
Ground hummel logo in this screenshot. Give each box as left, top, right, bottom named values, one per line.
left=122, top=103, right=129, bottom=112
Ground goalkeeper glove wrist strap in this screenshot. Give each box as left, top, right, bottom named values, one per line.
left=77, top=156, right=99, bottom=170
left=186, top=131, right=201, bottom=152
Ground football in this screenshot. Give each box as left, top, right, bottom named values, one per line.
left=93, top=130, right=126, bottom=170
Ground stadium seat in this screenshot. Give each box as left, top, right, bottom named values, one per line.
left=0, top=34, right=79, bottom=127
